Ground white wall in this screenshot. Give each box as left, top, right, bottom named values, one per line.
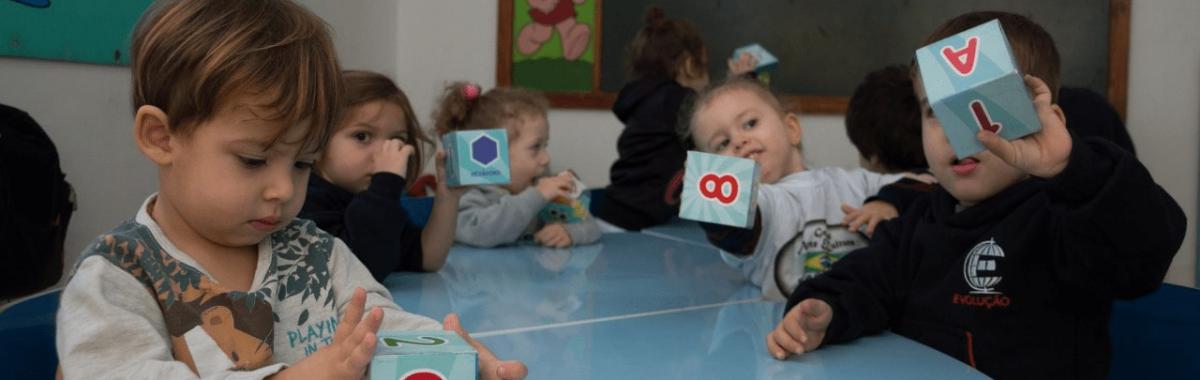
left=0, top=1, right=1194, bottom=286
left=1125, top=0, right=1200, bottom=287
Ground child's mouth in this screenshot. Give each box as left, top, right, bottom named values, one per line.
left=250, top=217, right=280, bottom=231
left=951, top=157, right=980, bottom=176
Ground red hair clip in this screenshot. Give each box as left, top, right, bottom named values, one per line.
left=462, top=83, right=481, bottom=100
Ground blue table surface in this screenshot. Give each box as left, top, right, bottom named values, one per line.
left=640, top=218, right=713, bottom=249
left=383, top=230, right=986, bottom=379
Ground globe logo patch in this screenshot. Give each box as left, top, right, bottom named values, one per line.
left=963, top=238, right=1004, bottom=294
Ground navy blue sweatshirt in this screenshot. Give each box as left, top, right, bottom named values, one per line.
left=592, top=77, right=694, bottom=230
left=787, top=138, right=1185, bottom=379
left=300, top=173, right=425, bottom=281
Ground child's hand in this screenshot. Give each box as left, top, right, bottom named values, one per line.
left=976, top=75, right=1072, bottom=178
left=534, top=223, right=572, bottom=248
left=535, top=173, right=574, bottom=200
left=443, top=314, right=528, bottom=380
left=372, top=138, right=415, bottom=177
left=841, top=201, right=898, bottom=237
left=279, top=288, right=381, bottom=380
left=434, top=149, right=469, bottom=198
left=767, top=298, right=832, bottom=360
left=727, top=51, right=758, bottom=77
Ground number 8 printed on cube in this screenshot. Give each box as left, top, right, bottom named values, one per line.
left=679, top=151, right=760, bottom=228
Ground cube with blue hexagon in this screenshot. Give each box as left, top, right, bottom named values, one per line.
left=370, top=331, right=477, bottom=380
left=443, top=129, right=510, bottom=187
left=915, top=19, right=1041, bottom=159
left=679, top=151, right=760, bottom=228
left=732, top=43, right=778, bottom=86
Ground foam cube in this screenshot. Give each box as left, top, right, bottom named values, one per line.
left=915, top=19, right=1041, bottom=159
left=370, top=331, right=477, bottom=380
left=443, top=129, right=510, bottom=187
left=679, top=151, right=760, bottom=228
left=732, top=43, right=778, bottom=86
left=539, top=171, right=590, bottom=224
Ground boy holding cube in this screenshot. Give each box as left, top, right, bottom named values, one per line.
left=768, top=12, right=1185, bottom=379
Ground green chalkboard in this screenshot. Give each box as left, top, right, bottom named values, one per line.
left=0, top=0, right=153, bottom=66
left=597, top=0, right=1124, bottom=114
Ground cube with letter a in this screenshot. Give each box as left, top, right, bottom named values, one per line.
left=370, top=331, right=477, bottom=380
left=679, top=151, right=760, bottom=228
left=915, top=19, right=1041, bottom=159
left=442, top=129, right=510, bottom=187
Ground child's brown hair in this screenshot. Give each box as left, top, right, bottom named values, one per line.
left=340, top=70, right=432, bottom=185
left=131, top=0, right=342, bottom=153
left=921, top=11, right=1061, bottom=103
left=627, top=7, right=705, bottom=80
left=432, top=83, right=549, bottom=139
left=846, top=65, right=926, bottom=173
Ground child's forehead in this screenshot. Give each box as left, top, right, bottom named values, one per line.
left=700, top=88, right=774, bottom=123
left=206, top=94, right=315, bottom=152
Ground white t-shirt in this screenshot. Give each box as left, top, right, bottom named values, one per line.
left=720, top=167, right=902, bottom=300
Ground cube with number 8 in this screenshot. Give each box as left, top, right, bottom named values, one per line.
left=679, top=151, right=760, bottom=228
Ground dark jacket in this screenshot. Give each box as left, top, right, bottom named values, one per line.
left=593, top=77, right=694, bottom=230
left=300, top=173, right=425, bottom=281
left=787, top=138, right=1185, bottom=379
left=1058, top=86, right=1136, bottom=156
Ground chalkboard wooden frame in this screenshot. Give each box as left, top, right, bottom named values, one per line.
left=497, top=0, right=1129, bottom=117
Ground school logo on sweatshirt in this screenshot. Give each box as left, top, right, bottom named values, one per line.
left=953, top=238, right=1011, bottom=309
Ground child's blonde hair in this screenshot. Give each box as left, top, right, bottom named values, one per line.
left=131, top=0, right=342, bottom=153
left=680, top=77, right=792, bottom=148
left=432, top=83, right=549, bottom=139
left=338, top=70, right=432, bottom=185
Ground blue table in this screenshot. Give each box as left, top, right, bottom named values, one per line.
left=384, top=232, right=987, bottom=379
left=640, top=218, right=713, bottom=249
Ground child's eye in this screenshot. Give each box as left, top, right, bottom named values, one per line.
left=743, top=119, right=758, bottom=129
left=294, top=160, right=315, bottom=170
left=714, top=139, right=730, bottom=152
left=353, top=132, right=371, bottom=143
left=239, top=156, right=267, bottom=168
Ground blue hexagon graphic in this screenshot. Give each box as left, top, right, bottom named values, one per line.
left=470, top=135, right=499, bottom=167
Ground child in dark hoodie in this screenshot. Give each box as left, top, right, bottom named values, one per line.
left=592, top=7, right=755, bottom=231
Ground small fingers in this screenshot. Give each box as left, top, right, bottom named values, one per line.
left=334, top=287, right=367, bottom=343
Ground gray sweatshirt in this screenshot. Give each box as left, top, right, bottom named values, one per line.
left=455, top=186, right=601, bottom=248
left=56, top=196, right=440, bottom=379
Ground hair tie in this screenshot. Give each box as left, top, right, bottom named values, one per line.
left=462, top=84, right=481, bottom=100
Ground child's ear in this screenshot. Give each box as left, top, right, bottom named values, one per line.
left=133, top=105, right=175, bottom=165
left=784, top=112, right=803, bottom=145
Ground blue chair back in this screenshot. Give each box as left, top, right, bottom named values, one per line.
left=1109, top=283, right=1200, bottom=379
left=0, top=288, right=61, bottom=379
left=401, top=196, right=435, bottom=229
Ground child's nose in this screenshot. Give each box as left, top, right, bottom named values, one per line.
left=263, top=167, right=295, bottom=202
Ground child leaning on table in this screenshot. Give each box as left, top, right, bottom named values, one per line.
left=55, top=1, right=525, bottom=379
left=684, top=78, right=908, bottom=300
left=768, top=12, right=1185, bottom=379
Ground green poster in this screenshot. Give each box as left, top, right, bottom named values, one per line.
left=1, top=0, right=154, bottom=66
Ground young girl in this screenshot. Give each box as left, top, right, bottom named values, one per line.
left=434, top=83, right=600, bottom=248
left=685, top=78, right=906, bottom=301
left=301, top=70, right=462, bottom=281
left=592, top=7, right=756, bottom=231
